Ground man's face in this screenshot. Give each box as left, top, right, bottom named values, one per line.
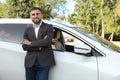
left=30, top=9, right=43, bottom=24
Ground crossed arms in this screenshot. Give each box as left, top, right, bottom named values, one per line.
left=21, top=25, right=53, bottom=51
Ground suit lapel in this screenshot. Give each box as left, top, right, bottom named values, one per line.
left=37, top=22, right=44, bottom=40
left=30, top=26, right=37, bottom=40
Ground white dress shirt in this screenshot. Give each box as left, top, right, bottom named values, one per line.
left=33, top=21, right=42, bottom=38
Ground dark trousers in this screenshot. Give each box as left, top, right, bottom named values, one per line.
left=25, top=59, right=49, bottom=80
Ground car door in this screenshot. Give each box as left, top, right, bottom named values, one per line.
left=49, top=28, right=98, bottom=80
left=0, top=24, right=29, bottom=80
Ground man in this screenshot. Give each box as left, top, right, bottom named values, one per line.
left=21, top=7, right=55, bottom=80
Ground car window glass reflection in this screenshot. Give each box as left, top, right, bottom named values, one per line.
left=52, top=28, right=90, bottom=54
left=0, top=24, right=29, bottom=43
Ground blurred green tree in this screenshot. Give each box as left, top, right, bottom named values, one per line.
left=68, top=0, right=118, bottom=41
left=4, top=0, right=66, bottom=19
left=0, top=2, right=4, bottom=18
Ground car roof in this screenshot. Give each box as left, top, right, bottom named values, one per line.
left=0, top=18, right=74, bottom=27
left=0, top=18, right=32, bottom=24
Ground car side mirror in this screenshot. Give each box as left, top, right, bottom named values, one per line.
left=74, top=43, right=91, bottom=55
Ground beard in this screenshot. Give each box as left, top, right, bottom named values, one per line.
left=32, top=18, right=41, bottom=24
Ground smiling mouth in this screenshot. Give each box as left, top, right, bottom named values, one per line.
left=34, top=18, right=39, bottom=20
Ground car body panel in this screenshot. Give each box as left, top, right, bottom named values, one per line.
left=0, top=19, right=120, bottom=80
left=0, top=42, right=25, bottom=80
left=49, top=51, right=97, bottom=80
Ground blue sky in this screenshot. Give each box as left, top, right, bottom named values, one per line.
left=0, top=0, right=5, bottom=3
left=66, top=0, right=75, bottom=14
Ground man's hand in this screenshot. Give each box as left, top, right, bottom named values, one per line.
left=21, top=39, right=31, bottom=45
left=44, top=35, right=47, bottom=39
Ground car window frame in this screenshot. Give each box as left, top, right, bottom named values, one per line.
left=52, top=26, right=104, bottom=57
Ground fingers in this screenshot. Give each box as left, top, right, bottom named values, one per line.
left=44, top=35, right=47, bottom=39
left=21, top=39, right=31, bottom=45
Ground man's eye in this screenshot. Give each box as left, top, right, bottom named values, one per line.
left=36, top=13, right=39, bottom=15
left=32, top=14, right=35, bottom=16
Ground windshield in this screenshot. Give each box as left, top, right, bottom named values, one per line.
left=70, top=27, right=120, bottom=53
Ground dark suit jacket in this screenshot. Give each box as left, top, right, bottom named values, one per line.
left=22, top=22, right=55, bottom=68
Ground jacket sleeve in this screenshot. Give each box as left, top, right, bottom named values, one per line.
left=30, top=25, right=53, bottom=48
left=22, top=27, right=40, bottom=51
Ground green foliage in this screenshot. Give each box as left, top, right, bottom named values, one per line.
left=0, top=2, right=4, bottom=18
left=34, top=0, right=66, bottom=19
left=5, top=0, right=35, bottom=18
left=68, top=0, right=120, bottom=41
left=2, top=0, right=66, bottom=19
left=67, top=14, right=76, bottom=24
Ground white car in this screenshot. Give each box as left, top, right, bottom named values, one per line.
left=0, top=19, right=120, bottom=80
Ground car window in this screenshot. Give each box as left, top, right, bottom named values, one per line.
left=62, top=31, right=92, bottom=54
left=52, top=28, right=92, bottom=54
left=52, top=28, right=65, bottom=51
left=63, top=32, right=83, bottom=45
left=0, top=24, right=30, bottom=43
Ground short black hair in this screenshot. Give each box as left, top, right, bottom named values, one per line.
left=29, top=7, right=42, bottom=13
